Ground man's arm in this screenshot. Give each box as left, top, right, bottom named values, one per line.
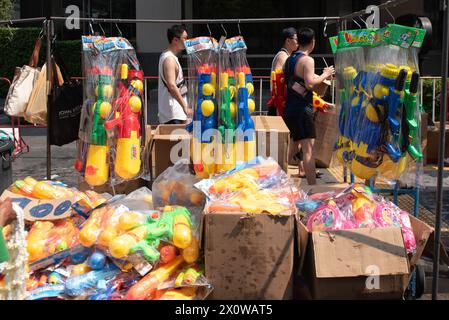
left=300, top=56, right=334, bottom=91
left=273, top=51, right=289, bottom=71
left=163, top=57, right=190, bottom=115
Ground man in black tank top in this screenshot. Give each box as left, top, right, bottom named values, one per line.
left=284, top=28, right=335, bottom=185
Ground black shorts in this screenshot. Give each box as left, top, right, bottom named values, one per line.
left=284, top=106, right=316, bottom=141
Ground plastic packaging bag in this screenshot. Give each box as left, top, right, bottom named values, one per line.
left=75, top=36, right=145, bottom=188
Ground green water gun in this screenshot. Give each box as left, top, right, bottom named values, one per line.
left=218, top=71, right=235, bottom=144
left=131, top=206, right=193, bottom=263
left=402, top=71, right=422, bottom=160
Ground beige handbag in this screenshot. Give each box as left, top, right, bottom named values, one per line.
left=25, top=61, right=64, bottom=125
left=4, top=38, right=42, bottom=117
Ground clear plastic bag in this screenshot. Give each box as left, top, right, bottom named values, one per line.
left=76, top=36, right=145, bottom=188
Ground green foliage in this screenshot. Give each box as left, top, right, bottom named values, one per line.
left=0, top=0, right=12, bottom=21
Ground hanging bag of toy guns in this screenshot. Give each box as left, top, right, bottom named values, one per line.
left=75, top=36, right=145, bottom=188
left=330, top=24, right=427, bottom=186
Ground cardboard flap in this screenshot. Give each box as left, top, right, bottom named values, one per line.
left=408, top=214, right=434, bottom=267
left=252, top=116, right=289, bottom=133
left=152, top=124, right=191, bottom=140
left=297, top=218, right=309, bottom=273
left=312, top=227, right=409, bottom=278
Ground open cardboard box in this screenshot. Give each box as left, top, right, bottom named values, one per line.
left=204, top=210, right=296, bottom=300
left=297, top=211, right=434, bottom=300
left=252, top=116, right=290, bottom=173
left=147, top=124, right=191, bottom=180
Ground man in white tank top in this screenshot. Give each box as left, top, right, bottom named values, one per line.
left=158, top=25, right=191, bottom=124
left=268, top=27, right=298, bottom=116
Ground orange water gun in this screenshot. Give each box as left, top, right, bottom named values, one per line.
left=313, top=92, right=334, bottom=113
left=267, top=69, right=286, bottom=117
left=125, top=255, right=184, bottom=300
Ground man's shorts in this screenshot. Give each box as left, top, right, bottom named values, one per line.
left=284, top=105, right=316, bottom=142
left=164, top=119, right=185, bottom=124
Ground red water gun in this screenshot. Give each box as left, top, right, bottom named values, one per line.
left=267, top=69, right=286, bottom=117
left=104, top=64, right=144, bottom=180
left=312, top=92, right=335, bottom=113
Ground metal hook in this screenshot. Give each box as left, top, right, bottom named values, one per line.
left=115, top=23, right=123, bottom=37
left=221, top=23, right=227, bottom=38
left=385, top=7, right=395, bottom=25
left=206, top=23, right=212, bottom=38
left=237, top=19, right=242, bottom=36
left=89, top=19, right=95, bottom=35
left=358, top=15, right=368, bottom=28
left=323, top=17, right=328, bottom=37
left=352, top=18, right=362, bottom=29
left=98, top=22, right=106, bottom=36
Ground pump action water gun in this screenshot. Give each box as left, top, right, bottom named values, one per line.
left=109, top=206, right=194, bottom=263
left=82, top=67, right=114, bottom=186
left=217, top=70, right=236, bottom=172
left=104, top=64, right=144, bottom=180
left=192, top=64, right=217, bottom=178
left=235, top=66, right=256, bottom=163
left=267, top=69, right=286, bottom=117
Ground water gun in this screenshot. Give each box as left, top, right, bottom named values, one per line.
left=235, top=66, right=256, bottom=163
left=125, top=255, right=184, bottom=300
left=193, top=64, right=217, bottom=178
left=78, top=205, right=119, bottom=248
left=65, top=262, right=120, bottom=297
left=109, top=206, right=194, bottom=263
left=104, top=64, right=144, bottom=180
left=402, top=71, right=422, bottom=160
left=156, top=286, right=197, bottom=300
left=335, top=67, right=358, bottom=164
left=267, top=68, right=286, bottom=117
left=175, top=265, right=202, bottom=287
left=83, top=67, right=114, bottom=186
left=12, top=177, right=70, bottom=199
left=312, top=92, right=334, bottom=113
left=217, top=69, right=236, bottom=172
left=27, top=220, right=80, bottom=263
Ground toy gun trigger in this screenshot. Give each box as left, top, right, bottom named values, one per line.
left=104, top=117, right=120, bottom=131
left=410, top=72, right=420, bottom=96
left=395, top=69, right=407, bottom=93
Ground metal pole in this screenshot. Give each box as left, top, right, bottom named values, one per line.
left=0, top=17, right=46, bottom=24
left=432, top=0, right=449, bottom=301
left=433, top=78, right=437, bottom=123
left=50, top=16, right=339, bottom=24
left=46, top=19, right=53, bottom=180
left=259, top=78, right=263, bottom=114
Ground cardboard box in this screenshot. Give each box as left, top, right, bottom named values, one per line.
left=297, top=214, right=433, bottom=300
left=313, top=110, right=339, bottom=168
left=426, top=122, right=449, bottom=164
left=205, top=212, right=295, bottom=300
left=253, top=116, right=290, bottom=173
left=148, top=124, right=191, bottom=180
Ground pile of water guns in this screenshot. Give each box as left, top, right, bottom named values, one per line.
left=196, top=156, right=298, bottom=215
left=296, top=184, right=417, bottom=254
left=75, top=36, right=144, bottom=188
left=267, top=68, right=334, bottom=117
left=331, top=24, right=426, bottom=182
left=1, top=177, right=212, bottom=300
left=185, top=36, right=257, bottom=178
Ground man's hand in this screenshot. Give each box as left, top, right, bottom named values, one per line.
left=322, top=66, right=335, bottom=79
left=0, top=198, right=16, bottom=228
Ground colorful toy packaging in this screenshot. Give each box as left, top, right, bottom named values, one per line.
left=227, top=36, right=257, bottom=164
left=297, top=184, right=417, bottom=254
left=185, top=37, right=219, bottom=178
left=76, top=36, right=145, bottom=188
left=196, top=156, right=298, bottom=215
left=331, top=24, right=427, bottom=185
